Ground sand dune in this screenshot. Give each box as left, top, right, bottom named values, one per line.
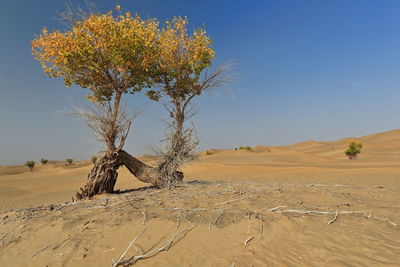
left=1, top=129, right=400, bottom=266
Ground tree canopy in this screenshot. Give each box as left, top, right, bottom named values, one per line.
left=32, top=10, right=159, bottom=102
left=345, top=142, right=362, bottom=159
left=146, top=16, right=215, bottom=102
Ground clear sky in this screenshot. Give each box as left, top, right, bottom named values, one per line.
left=1, top=0, right=400, bottom=165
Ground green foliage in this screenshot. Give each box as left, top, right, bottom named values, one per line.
left=239, top=146, right=252, bottom=151
left=205, top=151, right=213, bottom=156
left=234, top=148, right=238, bottom=150
left=65, top=158, right=74, bottom=166
left=40, top=158, right=48, bottom=165
left=345, top=142, right=362, bottom=159
left=91, top=155, right=98, bottom=164
left=25, top=160, right=36, bottom=171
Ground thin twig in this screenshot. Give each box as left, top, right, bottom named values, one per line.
left=32, top=245, right=48, bottom=257
left=328, top=211, right=339, bottom=225
left=112, top=227, right=146, bottom=267
left=268, top=205, right=287, bottom=212
left=52, top=238, right=69, bottom=250
left=141, top=211, right=147, bottom=225
left=118, top=226, right=197, bottom=266
left=255, top=214, right=263, bottom=243
left=209, top=211, right=224, bottom=231
left=176, top=210, right=181, bottom=229
left=215, top=196, right=251, bottom=206
left=244, top=236, right=254, bottom=247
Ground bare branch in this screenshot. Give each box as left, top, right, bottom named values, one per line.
left=56, top=0, right=98, bottom=28
left=70, top=102, right=140, bottom=150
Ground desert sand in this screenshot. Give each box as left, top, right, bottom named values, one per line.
left=1, top=129, right=400, bottom=266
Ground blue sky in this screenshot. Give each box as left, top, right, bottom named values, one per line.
left=1, top=0, right=400, bottom=165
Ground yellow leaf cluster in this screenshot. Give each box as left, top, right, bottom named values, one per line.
left=32, top=10, right=159, bottom=101
left=32, top=9, right=215, bottom=103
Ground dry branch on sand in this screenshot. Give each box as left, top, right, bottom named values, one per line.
left=112, top=226, right=197, bottom=266
left=215, top=196, right=251, bottom=206
left=328, top=211, right=339, bottom=225
left=32, top=245, right=48, bottom=257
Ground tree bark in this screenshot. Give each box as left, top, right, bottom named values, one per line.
left=76, top=149, right=183, bottom=199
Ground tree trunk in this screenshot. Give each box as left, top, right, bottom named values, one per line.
left=76, top=149, right=183, bottom=199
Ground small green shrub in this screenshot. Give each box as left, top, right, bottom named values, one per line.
left=345, top=142, right=362, bottom=159
left=40, top=158, right=48, bottom=165
left=234, top=148, right=238, bottom=151
left=91, top=155, right=98, bottom=164
left=25, top=160, right=36, bottom=171
left=65, top=158, right=74, bottom=166
left=239, top=146, right=252, bottom=151
left=206, top=151, right=213, bottom=156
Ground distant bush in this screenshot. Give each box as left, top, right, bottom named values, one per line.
left=345, top=142, right=362, bottom=159
left=65, top=158, right=74, bottom=166
left=239, top=146, right=252, bottom=151
left=234, top=148, right=238, bottom=151
left=25, top=160, right=36, bottom=171
left=206, top=151, right=213, bottom=156
left=40, top=158, right=48, bottom=165
left=91, top=155, right=98, bottom=164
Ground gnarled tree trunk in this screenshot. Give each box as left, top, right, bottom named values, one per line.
left=76, top=149, right=183, bottom=199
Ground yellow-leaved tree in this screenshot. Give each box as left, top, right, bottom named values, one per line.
left=32, top=8, right=179, bottom=198
left=149, top=17, right=231, bottom=188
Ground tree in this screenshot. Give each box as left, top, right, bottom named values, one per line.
left=345, top=142, right=362, bottom=159
left=149, top=17, right=232, bottom=187
left=40, top=158, right=48, bottom=165
left=65, top=158, right=74, bottom=166
left=91, top=155, right=97, bottom=164
left=31, top=6, right=172, bottom=198
left=25, top=161, right=36, bottom=172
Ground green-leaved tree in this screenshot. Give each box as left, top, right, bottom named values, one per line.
left=345, top=142, right=362, bottom=159
left=25, top=161, right=36, bottom=172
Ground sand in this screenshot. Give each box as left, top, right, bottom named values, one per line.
left=1, top=129, right=400, bottom=266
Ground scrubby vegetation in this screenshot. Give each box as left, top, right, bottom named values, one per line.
left=345, top=142, right=362, bottom=159
left=65, top=158, right=74, bottom=166
left=25, top=161, right=36, bottom=171
left=235, top=146, right=253, bottom=151
left=40, top=158, right=48, bottom=165
left=91, top=156, right=97, bottom=164
left=206, top=151, right=213, bottom=156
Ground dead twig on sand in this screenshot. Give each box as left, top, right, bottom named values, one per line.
left=215, top=196, right=251, bottom=206
left=328, top=211, right=339, bottom=225
left=112, top=227, right=147, bottom=267
left=141, top=211, right=147, bottom=225
left=114, top=226, right=197, bottom=266
left=176, top=210, right=181, bottom=229
left=270, top=209, right=365, bottom=216
left=52, top=237, right=70, bottom=250
left=267, top=206, right=287, bottom=212
left=209, top=211, right=224, bottom=231
left=244, top=235, right=253, bottom=247
left=32, top=245, right=48, bottom=257
left=255, top=214, right=263, bottom=243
